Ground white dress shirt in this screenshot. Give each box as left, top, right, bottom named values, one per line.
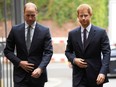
left=25, top=21, right=36, bottom=42
left=81, top=24, right=92, bottom=43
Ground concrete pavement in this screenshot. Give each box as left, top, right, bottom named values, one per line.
left=45, top=78, right=61, bottom=87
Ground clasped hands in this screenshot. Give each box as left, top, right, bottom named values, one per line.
left=74, top=58, right=105, bottom=85
left=19, top=61, right=42, bottom=78
left=74, top=58, right=87, bottom=68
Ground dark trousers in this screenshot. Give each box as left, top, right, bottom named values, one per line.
left=14, top=83, right=44, bottom=87
left=77, top=74, right=103, bottom=87
left=14, top=74, right=45, bottom=87
left=78, top=80, right=103, bottom=87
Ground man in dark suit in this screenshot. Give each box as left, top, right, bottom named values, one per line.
left=4, top=2, right=53, bottom=87
left=65, top=4, right=111, bottom=87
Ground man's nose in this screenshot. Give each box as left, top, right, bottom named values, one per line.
left=82, top=16, right=85, bottom=19
left=28, top=16, right=32, bottom=20
left=29, top=16, right=32, bottom=19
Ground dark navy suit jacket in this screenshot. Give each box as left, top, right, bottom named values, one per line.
left=65, top=25, right=111, bottom=87
left=4, top=23, right=53, bottom=83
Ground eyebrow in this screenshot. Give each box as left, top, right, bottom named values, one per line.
left=26, top=14, right=35, bottom=16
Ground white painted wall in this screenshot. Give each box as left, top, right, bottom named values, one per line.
left=108, top=0, right=116, bottom=45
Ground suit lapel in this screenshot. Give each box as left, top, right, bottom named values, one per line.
left=29, top=23, right=40, bottom=53
left=75, top=27, right=83, bottom=51
left=84, top=25, right=96, bottom=50
left=20, top=23, right=28, bottom=54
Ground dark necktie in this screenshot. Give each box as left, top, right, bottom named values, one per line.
left=26, top=26, right=31, bottom=52
left=83, top=29, right=87, bottom=48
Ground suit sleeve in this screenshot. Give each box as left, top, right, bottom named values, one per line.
left=100, top=30, right=111, bottom=75
left=4, top=27, right=21, bottom=66
left=38, top=29, right=53, bottom=69
left=65, top=32, right=76, bottom=64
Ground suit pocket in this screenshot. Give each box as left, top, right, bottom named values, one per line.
left=14, top=67, right=26, bottom=82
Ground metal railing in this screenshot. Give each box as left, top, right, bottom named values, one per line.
left=0, top=40, right=13, bottom=87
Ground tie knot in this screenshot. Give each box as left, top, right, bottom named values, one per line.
left=83, top=29, right=87, bottom=32
left=28, top=25, right=31, bottom=29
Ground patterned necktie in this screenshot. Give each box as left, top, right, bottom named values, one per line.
left=83, top=29, right=87, bottom=48
left=26, top=26, right=31, bottom=52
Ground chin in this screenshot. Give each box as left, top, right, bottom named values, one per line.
left=28, top=22, right=33, bottom=25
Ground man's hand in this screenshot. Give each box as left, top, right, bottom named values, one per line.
left=74, top=58, right=87, bottom=68
left=31, top=68, right=43, bottom=78
left=19, top=61, right=34, bottom=72
left=96, top=73, right=105, bottom=85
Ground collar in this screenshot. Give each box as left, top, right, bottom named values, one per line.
left=25, top=21, right=36, bottom=29
left=81, top=23, right=92, bottom=33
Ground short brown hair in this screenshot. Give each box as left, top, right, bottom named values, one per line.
left=24, top=2, right=37, bottom=12
left=77, top=4, right=92, bottom=16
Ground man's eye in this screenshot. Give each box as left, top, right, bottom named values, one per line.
left=26, top=15, right=35, bottom=17
left=31, top=15, right=35, bottom=17
left=80, top=15, right=88, bottom=17
left=80, top=15, right=83, bottom=17
left=84, top=15, right=88, bottom=17
left=26, top=15, right=30, bottom=17
left=80, top=15, right=84, bottom=17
